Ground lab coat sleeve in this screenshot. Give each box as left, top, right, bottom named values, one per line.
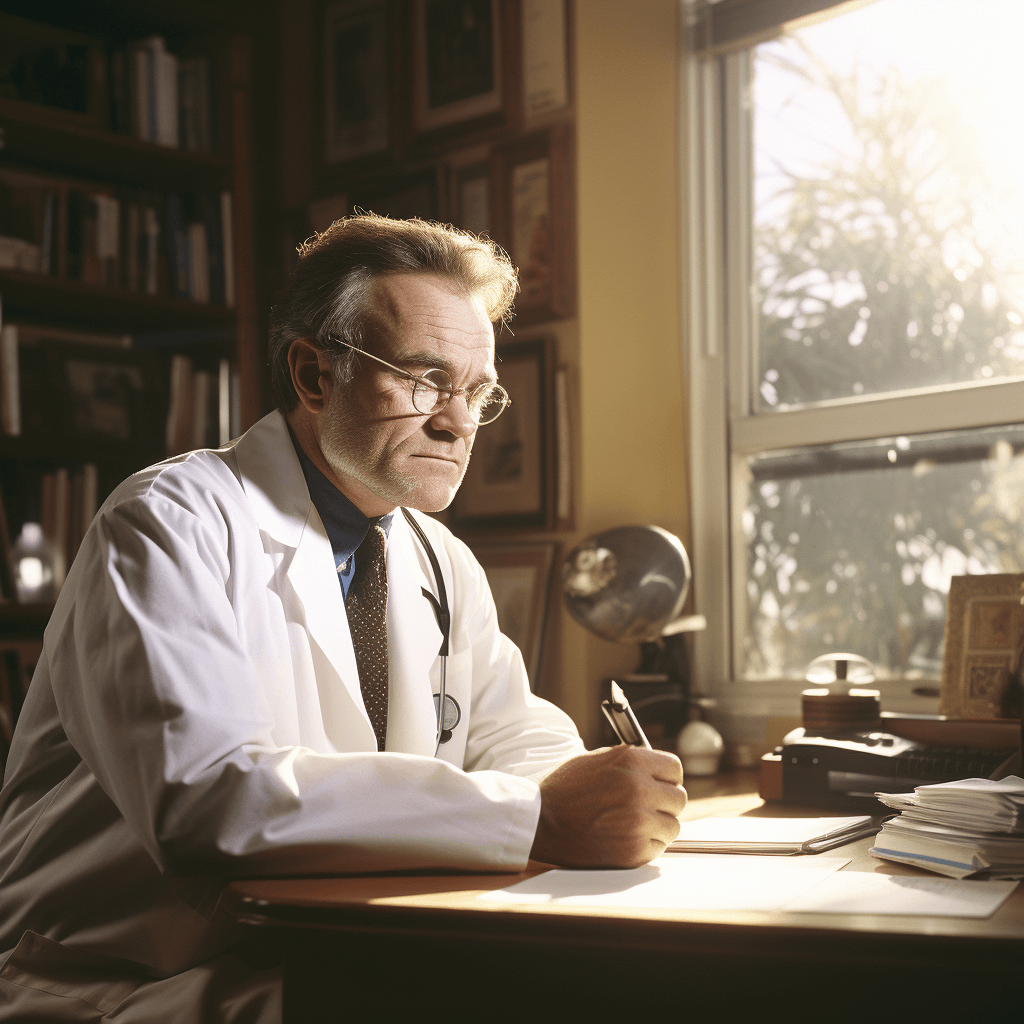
left=46, top=484, right=549, bottom=876
left=441, top=531, right=586, bottom=780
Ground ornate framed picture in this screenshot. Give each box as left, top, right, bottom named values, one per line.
left=470, top=540, right=558, bottom=690
left=412, top=0, right=506, bottom=133
left=323, top=0, right=392, bottom=165
left=939, top=573, right=1024, bottom=719
left=451, top=336, right=555, bottom=530
left=492, top=125, right=575, bottom=323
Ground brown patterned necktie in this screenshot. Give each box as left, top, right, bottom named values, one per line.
left=345, top=523, right=389, bottom=751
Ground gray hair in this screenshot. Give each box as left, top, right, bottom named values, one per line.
left=267, top=213, right=519, bottom=411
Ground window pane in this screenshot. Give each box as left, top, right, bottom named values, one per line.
left=753, top=0, right=1024, bottom=411
left=740, top=426, right=1024, bottom=681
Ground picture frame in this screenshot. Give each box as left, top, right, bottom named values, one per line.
left=470, top=540, right=558, bottom=690
left=939, top=573, right=1024, bottom=720
left=323, top=0, right=392, bottom=165
left=492, top=125, right=575, bottom=323
left=451, top=337, right=556, bottom=530
left=412, top=0, right=506, bottom=133
left=44, top=343, right=164, bottom=456
left=451, top=159, right=492, bottom=236
left=346, top=166, right=444, bottom=221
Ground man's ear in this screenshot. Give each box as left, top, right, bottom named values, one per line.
left=288, top=337, right=333, bottom=413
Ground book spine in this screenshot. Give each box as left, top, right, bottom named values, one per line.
left=220, top=191, right=235, bottom=308
left=187, top=221, right=210, bottom=303
left=156, top=48, right=179, bottom=148
left=143, top=204, right=160, bottom=296
left=166, top=353, right=195, bottom=456
left=165, top=195, right=189, bottom=299
left=0, top=325, right=21, bottom=437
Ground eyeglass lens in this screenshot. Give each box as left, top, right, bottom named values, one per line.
left=410, top=369, right=508, bottom=425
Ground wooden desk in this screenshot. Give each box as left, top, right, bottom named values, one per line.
left=225, top=773, right=1024, bottom=1021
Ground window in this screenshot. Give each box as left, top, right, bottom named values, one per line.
left=685, top=0, right=1024, bottom=720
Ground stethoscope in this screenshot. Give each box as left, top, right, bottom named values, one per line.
left=399, top=507, right=452, bottom=754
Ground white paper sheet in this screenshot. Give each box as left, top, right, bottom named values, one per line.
left=781, top=870, right=1019, bottom=917
left=480, top=855, right=850, bottom=912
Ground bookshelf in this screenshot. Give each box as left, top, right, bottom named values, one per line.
left=0, top=6, right=263, bottom=679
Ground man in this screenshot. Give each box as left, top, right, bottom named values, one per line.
left=0, top=215, right=686, bottom=1021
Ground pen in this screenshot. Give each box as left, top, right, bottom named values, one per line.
left=601, top=680, right=652, bottom=749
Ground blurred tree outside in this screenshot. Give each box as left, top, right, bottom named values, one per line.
left=742, top=38, right=1024, bottom=681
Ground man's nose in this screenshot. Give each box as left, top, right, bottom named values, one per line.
left=429, top=393, right=477, bottom=437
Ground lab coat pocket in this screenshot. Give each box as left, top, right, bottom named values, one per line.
left=0, top=930, right=143, bottom=1019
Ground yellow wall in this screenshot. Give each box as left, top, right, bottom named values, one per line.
left=558, top=0, right=691, bottom=742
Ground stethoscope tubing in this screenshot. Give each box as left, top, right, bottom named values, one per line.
left=399, top=508, right=451, bottom=753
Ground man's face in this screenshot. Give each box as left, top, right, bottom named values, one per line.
left=317, top=273, right=497, bottom=515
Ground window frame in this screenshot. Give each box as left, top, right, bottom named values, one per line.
left=682, top=17, right=1024, bottom=719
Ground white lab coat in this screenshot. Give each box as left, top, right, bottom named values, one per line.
left=0, top=410, right=583, bottom=1021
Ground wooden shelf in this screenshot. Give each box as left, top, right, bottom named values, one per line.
left=0, top=97, right=231, bottom=192
left=0, top=270, right=235, bottom=333
left=0, top=601, right=53, bottom=633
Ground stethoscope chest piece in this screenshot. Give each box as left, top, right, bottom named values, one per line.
left=433, top=693, right=461, bottom=743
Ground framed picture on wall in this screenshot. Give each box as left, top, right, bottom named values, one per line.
left=451, top=159, right=491, bottom=236
left=469, top=541, right=558, bottom=689
left=346, top=166, right=444, bottom=221
left=412, top=0, right=506, bottom=133
left=451, top=337, right=555, bottom=530
left=44, top=343, right=164, bottom=456
left=492, top=125, right=575, bottom=323
left=324, top=0, right=391, bottom=165
left=939, top=574, right=1024, bottom=719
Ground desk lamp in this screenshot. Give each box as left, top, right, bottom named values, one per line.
left=561, top=525, right=708, bottom=748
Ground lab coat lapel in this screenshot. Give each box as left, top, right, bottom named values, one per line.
left=385, top=511, right=445, bottom=756
left=233, top=411, right=376, bottom=751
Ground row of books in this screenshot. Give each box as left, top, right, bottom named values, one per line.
left=0, top=320, right=240, bottom=457
left=166, top=353, right=240, bottom=457
left=0, top=167, right=235, bottom=306
left=1, top=16, right=213, bottom=153
left=113, top=35, right=212, bottom=152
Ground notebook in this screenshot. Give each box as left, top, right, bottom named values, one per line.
left=668, top=815, right=879, bottom=855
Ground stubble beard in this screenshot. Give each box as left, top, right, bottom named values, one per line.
left=317, top=388, right=473, bottom=512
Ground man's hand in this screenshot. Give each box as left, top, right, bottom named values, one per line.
left=529, top=746, right=687, bottom=869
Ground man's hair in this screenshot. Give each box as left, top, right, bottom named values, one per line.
left=267, top=213, right=519, bottom=411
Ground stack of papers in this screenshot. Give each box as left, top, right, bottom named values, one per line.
left=668, top=815, right=878, bottom=855
left=871, top=776, right=1024, bottom=879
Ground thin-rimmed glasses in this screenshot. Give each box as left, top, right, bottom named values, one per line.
left=329, top=337, right=510, bottom=425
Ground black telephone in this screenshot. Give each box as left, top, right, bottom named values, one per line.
left=777, top=725, right=1016, bottom=811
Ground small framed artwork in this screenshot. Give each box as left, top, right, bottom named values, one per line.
left=324, top=0, right=392, bottom=165
left=939, top=574, right=1024, bottom=719
left=470, top=541, right=558, bottom=689
left=412, top=0, right=506, bottom=133
left=492, top=125, right=575, bottom=323
left=452, top=160, right=491, bottom=236
left=46, top=343, right=164, bottom=456
left=451, top=337, right=555, bottom=530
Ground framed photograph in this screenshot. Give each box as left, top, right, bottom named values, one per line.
left=939, top=574, right=1024, bottom=719
left=413, top=0, right=505, bottom=133
left=470, top=541, right=558, bottom=689
left=45, top=343, right=164, bottom=456
left=451, top=337, right=555, bottom=530
left=492, top=125, right=575, bottom=323
left=324, top=0, right=391, bottom=164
